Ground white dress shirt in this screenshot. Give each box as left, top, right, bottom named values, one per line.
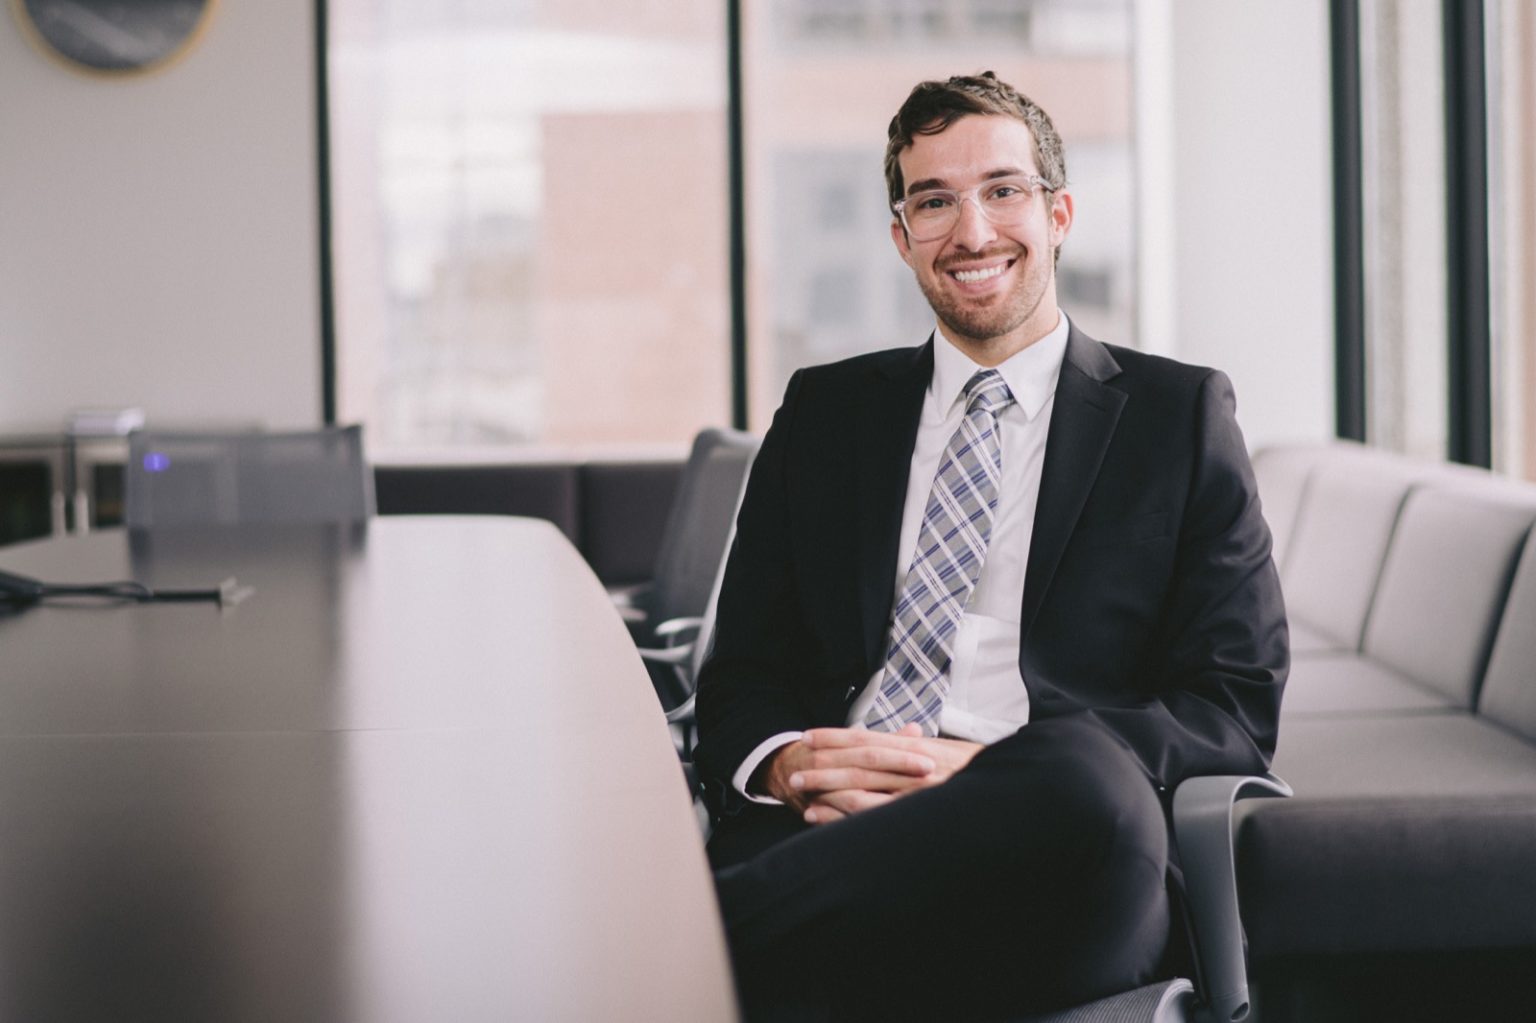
left=733, top=314, right=1071, bottom=801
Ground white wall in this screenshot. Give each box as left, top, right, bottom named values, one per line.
left=1141, top=0, right=1337, bottom=451
left=0, top=2, right=321, bottom=430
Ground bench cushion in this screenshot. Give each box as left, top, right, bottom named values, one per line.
left=1239, top=714, right=1536, bottom=957
left=1288, top=620, right=1354, bottom=657
left=1280, top=654, right=1453, bottom=718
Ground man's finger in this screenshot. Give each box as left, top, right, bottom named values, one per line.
left=790, top=766, right=931, bottom=795
left=803, top=805, right=843, bottom=825
left=806, top=744, right=935, bottom=776
left=804, top=727, right=952, bottom=759
left=804, top=789, right=893, bottom=823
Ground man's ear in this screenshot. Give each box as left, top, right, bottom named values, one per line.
left=1048, top=189, right=1074, bottom=248
left=890, top=217, right=914, bottom=267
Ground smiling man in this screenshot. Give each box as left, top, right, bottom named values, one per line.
left=695, top=73, right=1287, bottom=1022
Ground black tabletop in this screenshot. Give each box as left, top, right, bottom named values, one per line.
left=0, top=517, right=736, bottom=1022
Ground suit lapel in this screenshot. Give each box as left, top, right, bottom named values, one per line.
left=854, top=340, right=931, bottom=670
left=1019, top=326, right=1126, bottom=640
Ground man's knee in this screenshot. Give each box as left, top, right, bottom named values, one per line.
left=964, top=716, right=1168, bottom=876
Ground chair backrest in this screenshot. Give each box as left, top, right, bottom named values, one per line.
left=125, top=426, right=375, bottom=527
left=1250, top=444, right=1325, bottom=573
left=1359, top=483, right=1536, bottom=708
left=1478, top=534, right=1536, bottom=741
left=658, top=456, right=753, bottom=731
left=1280, top=446, right=1434, bottom=650
left=647, top=428, right=759, bottom=626
left=687, top=469, right=752, bottom=684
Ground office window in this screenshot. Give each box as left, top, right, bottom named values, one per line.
left=741, top=0, right=1136, bottom=427
left=330, top=1, right=729, bottom=453
left=1489, top=0, right=1536, bottom=480
left=1359, top=0, right=1449, bottom=461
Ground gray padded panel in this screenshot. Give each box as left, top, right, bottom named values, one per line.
left=579, top=461, right=684, bottom=586
left=1480, top=535, right=1536, bottom=740
left=1251, top=444, right=1324, bottom=573
left=1280, top=653, right=1453, bottom=718
left=1241, top=714, right=1536, bottom=957
left=1360, top=485, right=1536, bottom=707
left=373, top=465, right=580, bottom=542
left=1280, top=449, right=1429, bottom=648
left=1288, top=620, right=1354, bottom=656
left=1238, top=793, right=1536, bottom=957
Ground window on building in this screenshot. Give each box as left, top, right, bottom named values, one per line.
left=330, top=1, right=729, bottom=455
left=740, top=0, right=1137, bottom=428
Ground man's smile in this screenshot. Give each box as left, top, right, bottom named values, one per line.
left=943, top=255, right=1018, bottom=291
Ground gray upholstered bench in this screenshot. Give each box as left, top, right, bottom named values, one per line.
left=1235, top=442, right=1536, bottom=1010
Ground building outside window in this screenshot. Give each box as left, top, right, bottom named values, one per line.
left=332, top=0, right=1136, bottom=449
left=330, top=0, right=729, bottom=455
left=742, top=0, right=1137, bottom=428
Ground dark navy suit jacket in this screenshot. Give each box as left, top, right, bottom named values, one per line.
left=694, top=324, right=1288, bottom=817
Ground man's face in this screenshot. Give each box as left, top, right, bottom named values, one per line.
left=890, top=114, right=1073, bottom=360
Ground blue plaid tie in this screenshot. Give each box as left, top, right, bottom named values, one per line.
left=865, top=368, right=1015, bottom=736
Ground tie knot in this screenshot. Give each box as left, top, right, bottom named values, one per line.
left=964, top=369, right=1015, bottom=415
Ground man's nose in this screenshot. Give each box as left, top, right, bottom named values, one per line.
left=949, top=194, right=998, bottom=251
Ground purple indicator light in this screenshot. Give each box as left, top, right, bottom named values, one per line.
left=143, top=452, right=172, bottom=473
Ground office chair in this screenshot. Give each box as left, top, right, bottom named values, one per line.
left=615, top=428, right=758, bottom=629
left=124, top=425, right=375, bottom=527
left=1020, top=773, right=1293, bottom=1023
left=619, top=428, right=759, bottom=712
left=636, top=444, right=752, bottom=758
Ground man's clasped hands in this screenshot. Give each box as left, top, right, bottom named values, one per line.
left=756, top=725, right=985, bottom=824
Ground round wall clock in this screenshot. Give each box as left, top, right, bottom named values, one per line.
left=10, top=0, right=217, bottom=76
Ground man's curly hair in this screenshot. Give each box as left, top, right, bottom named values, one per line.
left=884, top=71, right=1067, bottom=209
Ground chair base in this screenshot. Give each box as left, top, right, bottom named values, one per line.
left=1013, top=978, right=1197, bottom=1023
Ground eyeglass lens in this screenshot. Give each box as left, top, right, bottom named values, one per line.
left=901, top=177, right=1042, bottom=239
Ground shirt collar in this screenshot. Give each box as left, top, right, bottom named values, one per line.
left=931, top=312, right=1070, bottom=422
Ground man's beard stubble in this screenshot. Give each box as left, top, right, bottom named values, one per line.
left=916, top=246, right=1054, bottom=349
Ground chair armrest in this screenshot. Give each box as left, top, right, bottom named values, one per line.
left=607, top=582, right=651, bottom=608
left=637, top=644, right=693, bottom=665
left=653, top=616, right=704, bottom=642
left=1171, top=772, right=1292, bottom=1023
left=609, top=583, right=652, bottom=623
left=663, top=692, right=696, bottom=725
left=635, top=617, right=704, bottom=665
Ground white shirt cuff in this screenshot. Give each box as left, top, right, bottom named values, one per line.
left=731, top=731, right=803, bottom=804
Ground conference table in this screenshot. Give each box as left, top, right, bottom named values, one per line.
left=0, top=517, right=739, bottom=1021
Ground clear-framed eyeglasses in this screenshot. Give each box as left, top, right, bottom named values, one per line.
left=892, top=174, right=1056, bottom=242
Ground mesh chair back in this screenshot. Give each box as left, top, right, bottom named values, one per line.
left=125, top=426, right=375, bottom=527
left=687, top=464, right=753, bottom=683
left=648, top=429, right=759, bottom=626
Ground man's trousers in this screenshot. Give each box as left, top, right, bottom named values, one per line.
left=709, top=715, right=1172, bottom=1022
